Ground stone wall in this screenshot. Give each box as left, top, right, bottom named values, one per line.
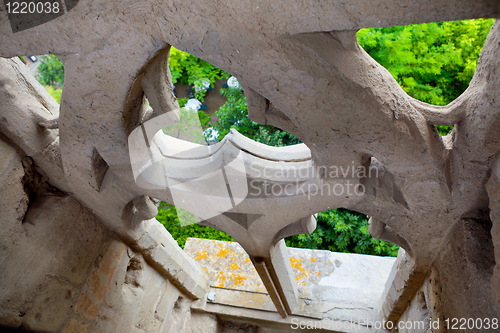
left=487, top=157, right=500, bottom=311
left=386, top=218, right=498, bottom=333
left=396, top=286, right=431, bottom=333
left=429, top=219, right=497, bottom=324
left=0, top=136, right=212, bottom=333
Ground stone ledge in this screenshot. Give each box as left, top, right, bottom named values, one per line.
left=378, top=248, right=427, bottom=324
left=185, top=238, right=396, bottom=327
left=131, top=219, right=208, bottom=300
left=192, top=302, right=377, bottom=333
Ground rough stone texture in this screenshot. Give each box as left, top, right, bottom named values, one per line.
left=0, top=138, right=28, bottom=249
left=0, top=187, right=200, bottom=333
left=187, top=312, right=219, bottom=333
left=0, top=193, right=106, bottom=330
left=0, top=0, right=500, bottom=330
left=219, top=321, right=260, bottom=333
left=383, top=224, right=498, bottom=332
left=378, top=250, right=427, bottom=325
left=65, top=246, right=184, bottom=333
left=487, top=157, right=500, bottom=310
left=428, top=219, right=497, bottom=328
left=0, top=137, right=206, bottom=332
left=132, top=218, right=207, bottom=300
left=397, top=287, right=432, bottom=333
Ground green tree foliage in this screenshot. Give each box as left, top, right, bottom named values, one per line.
left=36, top=55, right=65, bottom=88
left=175, top=98, right=212, bottom=129
left=44, top=85, right=62, bottom=104
left=156, top=202, right=234, bottom=248
left=357, top=19, right=495, bottom=135
left=169, top=47, right=230, bottom=101
left=212, top=86, right=301, bottom=146
left=197, top=110, right=212, bottom=130
left=286, top=209, right=399, bottom=257
left=163, top=107, right=208, bottom=144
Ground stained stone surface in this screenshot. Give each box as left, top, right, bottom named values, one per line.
left=185, top=238, right=395, bottom=322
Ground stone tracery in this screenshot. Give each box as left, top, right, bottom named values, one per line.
left=0, top=0, right=500, bottom=330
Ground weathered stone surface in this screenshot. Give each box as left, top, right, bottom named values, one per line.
left=219, top=321, right=259, bottom=333
left=0, top=191, right=109, bottom=331
left=0, top=138, right=28, bottom=230
left=185, top=239, right=263, bottom=293
left=56, top=227, right=196, bottom=333
left=429, top=219, right=497, bottom=326
left=379, top=249, right=427, bottom=324
left=1, top=0, right=500, bottom=330
left=139, top=218, right=207, bottom=300
left=187, top=313, right=219, bottom=333
left=186, top=238, right=395, bottom=326
left=397, top=288, right=432, bottom=333
left=487, top=157, right=500, bottom=310
left=0, top=146, right=201, bottom=333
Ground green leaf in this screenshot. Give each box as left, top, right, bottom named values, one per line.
left=37, top=55, right=64, bottom=88
left=156, top=202, right=234, bottom=248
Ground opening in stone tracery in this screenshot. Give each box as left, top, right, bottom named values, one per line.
left=33, top=54, right=64, bottom=104
left=357, top=18, right=495, bottom=135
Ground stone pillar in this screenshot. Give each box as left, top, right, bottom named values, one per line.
left=487, top=157, right=500, bottom=310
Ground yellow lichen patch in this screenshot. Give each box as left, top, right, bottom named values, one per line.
left=317, top=272, right=321, bottom=277
left=230, top=262, right=239, bottom=270
left=244, top=258, right=250, bottom=263
left=216, top=244, right=231, bottom=258
left=290, top=256, right=310, bottom=281
left=302, top=281, right=306, bottom=285
left=195, top=250, right=208, bottom=260
left=232, top=274, right=247, bottom=286
left=290, top=256, right=303, bottom=270
left=311, top=257, right=317, bottom=262
left=328, top=261, right=332, bottom=265
left=215, top=270, right=226, bottom=288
